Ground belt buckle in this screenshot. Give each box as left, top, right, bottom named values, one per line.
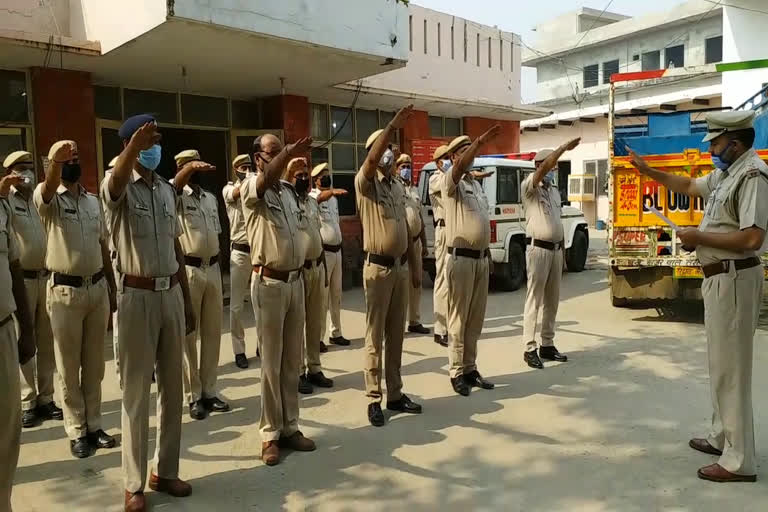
left=155, top=276, right=171, bottom=291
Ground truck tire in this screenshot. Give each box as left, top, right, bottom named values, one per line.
left=566, top=229, right=588, bottom=272
left=496, top=240, right=526, bottom=291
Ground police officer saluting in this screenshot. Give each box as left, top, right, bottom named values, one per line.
left=356, top=105, right=423, bottom=427
left=102, top=115, right=195, bottom=511
left=628, top=111, right=767, bottom=483
left=429, top=145, right=451, bottom=347
left=172, top=149, right=230, bottom=419
left=223, top=154, right=259, bottom=369
left=521, top=139, right=580, bottom=370
left=34, top=141, right=117, bottom=458
left=1, top=151, right=62, bottom=428
left=241, top=134, right=316, bottom=466
left=442, top=130, right=500, bottom=396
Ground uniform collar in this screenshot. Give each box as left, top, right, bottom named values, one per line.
left=183, top=184, right=203, bottom=198
left=376, top=169, right=393, bottom=183
left=57, top=183, right=86, bottom=196
left=724, top=148, right=758, bottom=178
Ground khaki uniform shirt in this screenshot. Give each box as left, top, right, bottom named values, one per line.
left=222, top=180, right=248, bottom=245
left=8, top=187, right=46, bottom=271
left=429, top=170, right=446, bottom=222
left=102, top=170, right=116, bottom=254
left=309, top=189, right=342, bottom=246
left=522, top=174, right=564, bottom=243
left=240, top=176, right=303, bottom=272
left=694, top=149, right=768, bottom=266
left=299, top=193, right=324, bottom=261
left=0, top=200, right=19, bottom=319
left=442, top=173, right=490, bottom=251
left=355, top=169, right=408, bottom=258
left=34, top=183, right=105, bottom=276
left=100, top=171, right=182, bottom=278
left=403, top=184, right=423, bottom=239
left=175, top=184, right=221, bottom=259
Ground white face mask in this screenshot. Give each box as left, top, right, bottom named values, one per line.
left=442, top=159, right=452, bottom=172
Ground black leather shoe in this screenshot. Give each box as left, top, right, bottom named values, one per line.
left=189, top=400, right=208, bottom=420
left=235, top=353, right=249, bottom=369
left=451, top=376, right=470, bottom=396
left=319, top=341, right=328, bottom=353
left=36, top=402, right=63, bottom=421
left=408, top=323, right=430, bottom=335
left=22, top=409, right=38, bottom=428
left=70, top=437, right=92, bottom=458
left=524, top=350, right=544, bottom=369
left=368, top=403, right=385, bottom=427
left=330, top=336, right=351, bottom=346
left=539, top=346, right=568, bottom=362
left=464, top=370, right=495, bottom=390
left=298, top=375, right=313, bottom=395
left=434, top=334, right=448, bottom=347
left=307, top=371, right=333, bottom=388
left=87, top=429, right=116, bottom=449
left=203, top=397, right=230, bottom=413
left=386, top=394, right=422, bottom=414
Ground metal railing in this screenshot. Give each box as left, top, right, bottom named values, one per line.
left=736, top=84, right=768, bottom=114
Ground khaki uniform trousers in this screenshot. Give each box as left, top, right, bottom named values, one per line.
left=523, top=246, right=562, bottom=352
left=0, top=320, right=20, bottom=512
left=446, top=254, right=489, bottom=379
left=119, top=284, right=184, bottom=493
left=301, top=262, right=327, bottom=375
left=408, top=239, right=423, bottom=326
left=182, top=263, right=223, bottom=404
left=230, top=248, right=258, bottom=356
left=47, top=278, right=109, bottom=440
left=251, top=273, right=304, bottom=442
left=19, top=275, right=55, bottom=411
left=322, top=250, right=343, bottom=340
left=433, top=226, right=448, bottom=337
left=363, top=261, right=407, bottom=403
left=702, top=264, right=762, bottom=475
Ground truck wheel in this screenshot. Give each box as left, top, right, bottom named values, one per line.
left=566, top=230, right=588, bottom=272
left=496, top=241, right=526, bottom=291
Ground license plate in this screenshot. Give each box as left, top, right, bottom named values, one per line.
left=674, top=266, right=703, bottom=279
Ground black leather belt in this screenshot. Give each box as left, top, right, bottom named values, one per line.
left=0, top=314, right=12, bottom=328
left=253, top=265, right=301, bottom=283
left=702, top=257, right=761, bottom=278
left=231, top=243, right=250, bottom=253
left=185, top=254, right=219, bottom=267
left=448, top=247, right=491, bottom=259
left=434, top=219, right=445, bottom=228
left=304, top=254, right=325, bottom=269
left=23, top=269, right=49, bottom=279
left=53, top=270, right=104, bottom=288
left=526, top=238, right=563, bottom=251
left=323, top=243, right=342, bottom=253
left=365, top=252, right=408, bottom=268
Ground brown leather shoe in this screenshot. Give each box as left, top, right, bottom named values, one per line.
left=278, top=431, right=316, bottom=452
left=262, top=441, right=280, bottom=466
left=697, top=463, right=756, bottom=483
left=124, top=491, right=146, bottom=512
left=689, top=438, right=723, bottom=456
left=148, top=474, right=192, bottom=497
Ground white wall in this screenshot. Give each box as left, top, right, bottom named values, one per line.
left=71, top=0, right=167, bottom=53
left=721, top=1, right=768, bottom=108
left=0, top=0, right=70, bottom=36
left=361, top=5, right=523, bottom=107
left=171, top=0, right=409, bottom=62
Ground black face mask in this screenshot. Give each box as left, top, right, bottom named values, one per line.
left=319, top=175, right=331, bottom=188
left=189, top=172, right=202, bottom=186
left=61, top=162, right=81, bottom=183
left=235, top=171, right=246, bottom=181
left=295, top=177, right=309, bottom=196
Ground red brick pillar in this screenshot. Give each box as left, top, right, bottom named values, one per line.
left=261, top=94, right=310, bottom=143
left=400, top=109, right=430, bottom=156
left=463, top=117, right=520, bottom=154
left=30, top=68, right=98, bottom=193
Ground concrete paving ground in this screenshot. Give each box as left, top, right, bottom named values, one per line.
left=12, top=232, right=768, bottom=511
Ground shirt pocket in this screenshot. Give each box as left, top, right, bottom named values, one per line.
left=461, top=186, right=479, bottom=212
left=0, top=220, right=8, bottom=255
left=83, top=202, right=102, bottom=241
left=60, top=207, right=82, bottom=238
left=158, top=195, right=177, bottom=237
left=129, top=202, right=153, bottom=238
left=184, top=204, right=205, bottom=232
left=265, top=195, right=286, bottom=231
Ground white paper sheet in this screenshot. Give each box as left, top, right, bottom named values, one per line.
left=647, top=206, right=680, bottom=231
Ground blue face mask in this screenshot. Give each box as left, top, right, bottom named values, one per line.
left=442, top=159, right=452, bottom=172
left=138, top=144, right=162, bottom=171
left=543, top=171, right=556, bottom=184
left=399, top=166, right=412, bottom=182
left=711, top=142, right=733, bottom=170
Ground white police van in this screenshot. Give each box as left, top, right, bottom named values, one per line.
left=418, top=157, right=590, bottom=291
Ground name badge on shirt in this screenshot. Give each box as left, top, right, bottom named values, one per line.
left=14, top=206, right=25, bottom=212
left=135, top=203, right=149, bottom=212
left=64, top=208, right=76, bottom=214
left=186, top=206, right=197, bottom=212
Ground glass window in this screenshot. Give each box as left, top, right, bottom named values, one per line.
left=232, top=100, right=260, bottom=128
left=310, top=103, right=329, bottom=140
left=356, top=109, right=378, bottom=143
left=331, top=143, right=355, bottom=171
left=496, top=167, right=519, bottom=204
left=330, top=107, right=353, bottom=142
left=181, top=94, right=228, bottom=126
left=597, top=159, right=609, bottom=196
left=0, top=70, right=28, bottom=122
left=311, top=146, right=328, bottom=167
left=429, top=116, right=443, bottom=137
left=355, top=144, right=367, bottom=170
left=642, top=51, right=660, bottom=71
left=583, top=64, right=599, bottom=88
left=332, top=173, right=357, bottom=215
left=123, top=89, right=178, bottom=123
left=445, top=117, right=461, bottom=137
left=602, top=60, right=619, bottom=84
left=94, top=86, right=121, bottom=120
left=705, top=36, right=723, bottom=64
left=665, top=45, right=684, bottom=68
